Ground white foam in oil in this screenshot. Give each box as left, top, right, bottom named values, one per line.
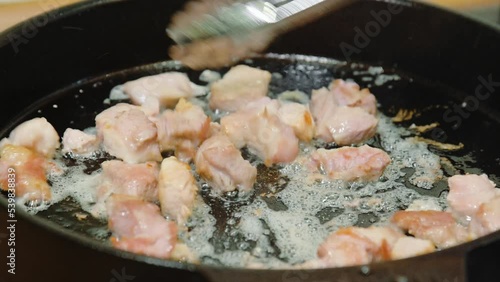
left=50, top=159, right=101, bottom=212
left=21, top=58, right=447, bottom=269
left=179, top=113, right=445, bottom=268
left=20, top=153, right=102, bottom=215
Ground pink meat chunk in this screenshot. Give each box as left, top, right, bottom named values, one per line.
left=390, top=236, right=435, bottom=260
left=95, top=103, right=162, bottom=163
left=316, top=226, right=435, bottom=267
left=140, top=96, right=161, bottom=117
left=106, top=194, right=177, bottom=259
left=310, top=87, right=336, bottom=141
left=208, top=122, right=221, bottom=137
left=209, top=65, right=272, bottom=112
left=329, top=79, right=377, bottom=115
left=310, top=145, right=391, bottom=182
left=471, top=196, right=500, bottom=237
left=317, top=229, right=378, bottom=267
left=0, top=145, right=51, bottom=203
left=447, top=174, right=498, bottom=218
left=158, top=157, right=198, bottom=224
left=311, top=87, right=378, bottom=145
left=278, top=102, right=315, bottom=142
left=123, top=72, right=194, bottom=108
left=155, top=99, right=211, bottom=162
left=220, top=97, right=277, bottom=149
left=328, top=106, right=378, bottom=146
left=353, top=226, right=403, bottom=250
left=62, top=128, right=100, bottom=156
left=195, top=134, right=257, bottom=193
left=220, top=98, right=299, bottom=166
left=317, top=227, right=401, bottom=267
left=391, top=210, right=470, bottom=248
left=0, top=117, right=60, bottom=158
left=92, top=160, right=159, bottom=217
left=318, top=107, right=377, bottom=145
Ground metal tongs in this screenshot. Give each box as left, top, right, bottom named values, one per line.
left=167, top=0, right=354, bottom=45
left=166, top=0, right=356, bottom=69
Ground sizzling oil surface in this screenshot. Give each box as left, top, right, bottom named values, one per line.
left=3, top=54, right=491, bottom=268
left=182, top=114, right=444, bottom=267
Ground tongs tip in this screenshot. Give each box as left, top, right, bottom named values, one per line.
left=167, top=0, right=279, bottom=45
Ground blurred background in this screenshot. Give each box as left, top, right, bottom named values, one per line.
left=0, top=0, right=499, bottom=32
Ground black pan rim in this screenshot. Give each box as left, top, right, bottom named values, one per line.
left=0, top=0, right=107, bottom=47
left=1, top=0, right=499, bottom=49
left=412, top=0, right=500, bottom=32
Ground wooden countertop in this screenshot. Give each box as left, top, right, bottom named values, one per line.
left=0, top=0, right=499, bottom=32
left=0, top=0, right=80, bottom=32
left=427, top=0, right=500, bottom=9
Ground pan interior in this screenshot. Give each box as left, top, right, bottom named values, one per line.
left=2, top=55, right=500, bottom=267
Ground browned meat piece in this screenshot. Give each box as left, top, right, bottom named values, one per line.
left=209, top=65, right=271, bottom=112
left=62, top=128, right=100, bottom=156
left=390, top=236, right=435, bottom=260
left=391, top=210, right=471, bottom=248
left=220, top=97, right=299, bottom=166
left=195, top=134, right=257, bottom=193
left=312, top=226, right=434, bottom=268
left=278, top=102, right=315, bottom=142
left=311, top=82, right=378, bottom=145
left=447, top=174, right=498, bottom=218
left=0, top=117, right=60, bottom=158
left=155, top=99, right=211, bottom=162
left=317, top=227, right=401, bottom=267
left=123, top=72, right=194, bottom=108
left=158, top=157, right=198, bottom=225
left=470, top=196, right=500, bottom=237
left=95, top=103, right=162, bottom=163
left=92, top=160, right=159, bottom=218
left=0, top=145, right=51, bottom=203
left=329, top=79, right=377, bottom=115
left=106, top=194, right=177, bottom=259
left=310, top=145, right=391, bottom=182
